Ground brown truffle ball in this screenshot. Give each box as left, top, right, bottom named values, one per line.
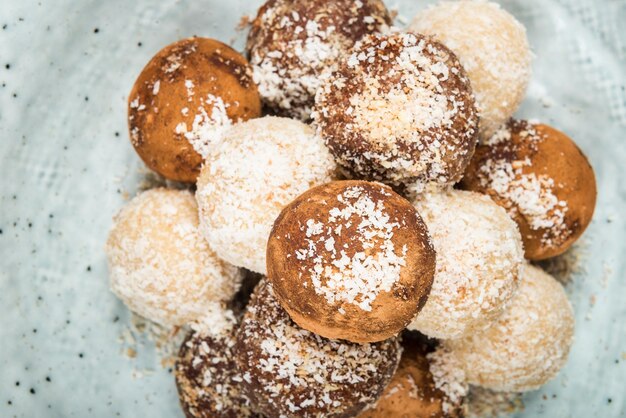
left=247, top=0, right=391, bottom=120
left=313, top=32, right=478, bottom=191
left=461, top=120, right=597, bottom=260
left=359, top=338, right=466, bottom=418
left=176, top=325, right=260, bottom=418
left=266, top=180, right=436, bottom=343
left=236, top=279, right=401, bottom=418
left=128, top=37, right=261, bottom=182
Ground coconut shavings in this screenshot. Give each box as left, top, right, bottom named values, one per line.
left=237, top=280, right=400, bottom=417
left=313, top=32, right=478, bottom=189
left=477, top=122, right=571, bottom=247
left=247, top=0, right=390, bottom=120
left=427, top=347, right=469, bottom=414
left=174, top=93, right=234, bottom=158
left=294, top=185, right=407, bottom=311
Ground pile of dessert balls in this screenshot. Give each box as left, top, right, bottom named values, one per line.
left=106, top=0, right=598, bottom=417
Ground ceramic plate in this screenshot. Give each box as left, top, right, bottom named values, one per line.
left=1, top=0, right=625, bottom=416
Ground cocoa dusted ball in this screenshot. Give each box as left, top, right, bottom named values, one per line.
left=235, top=279, right=401, bottom=418
left=247, top=0, right=391, bottom=120
left=461, top=120, right=597, bottom=260
left=128, top=37, right=261, bottom=182
left=176, top=324, right=260, bottom=418
left=313, top=32, right=478, bottom=192
left=266, top=180, right=436, bottom=343
left=359, top=337, right=466, bottom=418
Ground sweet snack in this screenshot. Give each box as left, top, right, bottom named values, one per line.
left=461, top=120, right=597, bottom=260
left=105, top=1, right=598, bottom=415
left=409, top=0, right=532, bottom=138
left=267, top=180, right=436, bottom=343
left=236, top=279, right=401, bottom=418
left=359, top=337, right=466, bottom=418
left=105, top=188, right=242, bottom=326
left=196, top=116, right=337, bottom=274
left=128, top=37, right=261, bottom=182
left=247, top=0, right=391, bottom=120
left=407, top=190, right=524, bottom=339
left=176, top=325, right=260, bottom=418
left=313, top=32, right=478, bottom=191
left=445, top=264, right=575, bottom=392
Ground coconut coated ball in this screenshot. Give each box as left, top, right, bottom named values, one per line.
left=105, top=188, right=242, bottom=326
left=196, top=116, right=337, bottom=274
left=408, top=190, right=524, bottom=339
left=461, top=120, right=597, bottom=260
left=313, top=32, right=478, bottom=191
left=409, top=0, right=532, bottom=138
left=176, top=323, right=260, bottom=418
left=359, top=338, right=466, bottom=418
left=128, top=37, right=261, bottom=182
left=247, top=0, right=391, bottom=120
left=236, top=279, right=401, bottom=418
left=445, top=264, right=575, bottom=392
left=267, top=180, right=436, bottom=343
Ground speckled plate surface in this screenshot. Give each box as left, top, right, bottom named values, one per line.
left=1, top=0, right=625, bottom=417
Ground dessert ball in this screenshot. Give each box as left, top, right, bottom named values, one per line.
left=445, top=264, right=575, bottom=392
left=267, top=180, right=436, bottom=343
left=313, top=32, right=478, bottom=191
left=359, top=339, right=466, bottom=418
left=128, top=37, right=261, bottom=182
left=247, top=0, right=391, bottom=120
left=196, top=116, right=337, bottom=274
left=409, top=1, right=532, bottom=138
left=461, top=120, right=597, bottom=260
left=105, top=188, right=242, bottom=326
left=408, top=190, right=524, bottom=339
left=236, top=279, right=401, bottom=418
left=176, top=324, right=260, bottom=418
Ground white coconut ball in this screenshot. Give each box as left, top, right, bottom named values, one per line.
left=408, top=190, right=524, bottom=339
left=196, top=116, right=338, bottom=274
left=105, top=188, right=242, bottom=327
left=409, top=0, right=532, bottom=138
left=445, top=264, right=575, bottom=392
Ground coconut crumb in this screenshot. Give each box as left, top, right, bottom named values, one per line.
left=478, top=122, right=570, bottom=247
left=427, top=348, right=469, bottom=414
left=294, top=185, right=407, bottom=311
left=174, top=93, right=234, bottom=158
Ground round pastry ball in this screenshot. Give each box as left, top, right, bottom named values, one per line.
left=247, top=0, right=391, bottom=120
left=236, top=279, right=401, bottom=418
left=409, top=1, right=532, bottom=138
left=359, top=339, right=466, bottom=418
left=128, top=37, right=261, bottom=182
left=196, top=116, right=337, bottom=274
left=445, top=264, right=575, bottom=392
left=313, top=32, right=478, bottom=191
left=105, top=188, right=242, bottom=326
left=407, top=190, right=524, bottom=339
left=267, top=180, right=436, bottom=343
left=176, top=325, right=260, bottom=418
left=461, top=120, right=597, bottom=260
